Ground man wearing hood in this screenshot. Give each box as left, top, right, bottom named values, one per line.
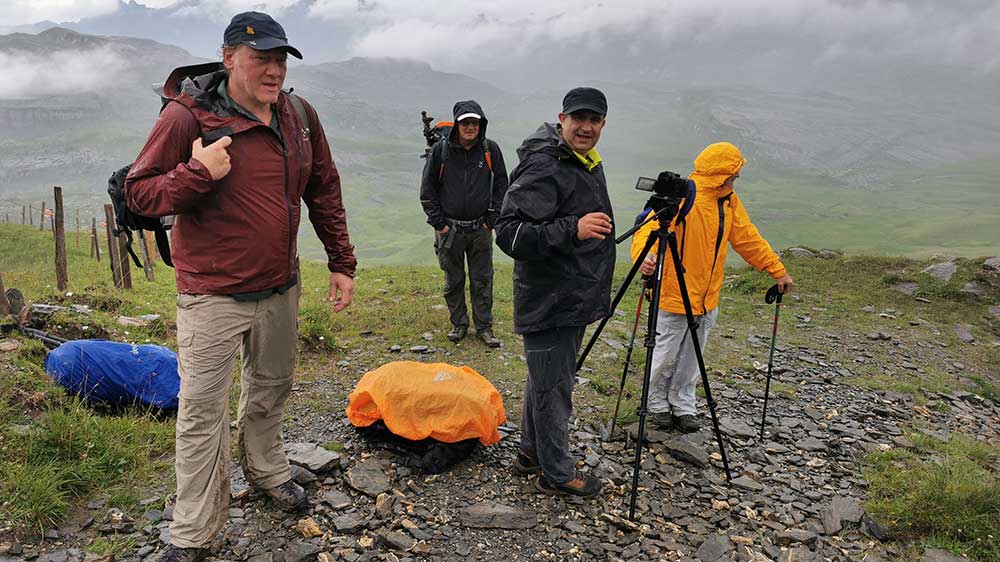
left=495, top=87, right=614, bottom=497
left=631, top=142, right=793, bottom=434
left=420, top=100, right=509, bottom=347
left=126, top=12, right=356, bottom=562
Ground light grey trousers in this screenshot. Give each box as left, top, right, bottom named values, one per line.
left=647, top=307, right=719, bottom=416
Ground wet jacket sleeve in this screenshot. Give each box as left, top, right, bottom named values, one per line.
left=729, top=194, right=787, bottom=279
left=125, top=102, right=215, bottom=216
left=300, top=100, right=358, bottom=277
left=486, top=141, right=509, bottom=229
left=629, top=210, right=660, bottom=264
left=419, top=142, right=447, bottom=231
left=495, top=157, right=579, bottom=261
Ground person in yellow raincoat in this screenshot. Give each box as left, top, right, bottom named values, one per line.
left=631, top=142, right=794, bottom=433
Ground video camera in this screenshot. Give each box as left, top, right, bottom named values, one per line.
left=420, top=110, right=453, bottom=159
left=634, top=170, right=695, bottom=219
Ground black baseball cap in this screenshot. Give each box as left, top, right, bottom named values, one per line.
left=562, top=87, right=608, bottom=116
left=224, top=11, right=303, bottom=59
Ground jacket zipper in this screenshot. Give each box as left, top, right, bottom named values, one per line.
left=700, top=193, right=732, bottom=314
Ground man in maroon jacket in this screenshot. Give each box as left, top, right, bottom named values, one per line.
left=126, top=12, right=356, bottom=562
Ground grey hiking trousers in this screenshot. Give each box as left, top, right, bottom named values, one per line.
left=434, top=226, right=494, bottom=332
left=519, top=326, right=586, bottom=484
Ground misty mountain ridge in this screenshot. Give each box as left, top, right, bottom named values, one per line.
left=1, top=26, right=998, bottom=261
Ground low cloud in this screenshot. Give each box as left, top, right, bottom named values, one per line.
left=0, top=47, right=126, bottom=99
left=309, top=0, right=1000, bottom=72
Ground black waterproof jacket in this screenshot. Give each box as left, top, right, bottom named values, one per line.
left=420, top=100, right=508, bottom=230
left=495, top=122, right=616, bottom=334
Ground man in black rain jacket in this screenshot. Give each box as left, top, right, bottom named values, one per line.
left=420, top=100, right=509, bottom=347
left=495, top=87, right=614, bottom=497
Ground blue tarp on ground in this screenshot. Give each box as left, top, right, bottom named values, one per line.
left=44, top=339, right=180, bottom=410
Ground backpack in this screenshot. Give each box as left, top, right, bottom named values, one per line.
left=108, top=66, right=312, bottom=269
left=355, top=420, right=480, bottom=474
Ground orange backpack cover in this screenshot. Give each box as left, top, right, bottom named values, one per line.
left=346, top=361, right=507, bottom=445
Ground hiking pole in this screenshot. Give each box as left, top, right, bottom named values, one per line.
left=609, top=285, right=646, bottom=437
left=758, top=284, right=783, bottom=441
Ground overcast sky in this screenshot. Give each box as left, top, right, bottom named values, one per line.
left=3, top=0, right=998, bottom=93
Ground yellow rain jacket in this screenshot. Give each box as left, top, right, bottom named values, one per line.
left=346, top=361, right=507, bottom=446
left=630, top=142, right=786, bottom=315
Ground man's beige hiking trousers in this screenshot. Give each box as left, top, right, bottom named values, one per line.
left=169, top=284, right=300, bottom=548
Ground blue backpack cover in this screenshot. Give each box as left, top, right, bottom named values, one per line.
left=44, top=339, right=180, bottom=410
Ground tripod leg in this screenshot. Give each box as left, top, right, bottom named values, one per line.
left=628, top=231, right=671, bottom=521
left=664, top=231, right=733, bottom=482
left=578, top=233, right=657, bottom=372
left=610, top=288, right=644, bottom=437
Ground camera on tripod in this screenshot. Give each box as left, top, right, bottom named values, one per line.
left=635, top=171, right=694, bottom=217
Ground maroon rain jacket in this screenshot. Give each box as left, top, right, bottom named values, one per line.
left=126, top=65, right=356, bottom=295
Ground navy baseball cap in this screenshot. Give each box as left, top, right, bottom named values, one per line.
left=562, top=87, right=608, bottom=116
left=224, top=11, right=303, bottom=59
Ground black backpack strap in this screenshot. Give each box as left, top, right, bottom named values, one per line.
left=154, top=229, right=173, bottom=267
left=287, top=93, right=311, bottom=132
left=436, top=139, right=449, bottom=181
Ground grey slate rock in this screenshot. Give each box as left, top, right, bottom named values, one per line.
left=290, top=464, right=318, bottom=484
left=345, top=460, right=391, bottom=497
left=820, top=495, right=864, bottom=534
left=665, top=436, right=709, bottom=467
left=795, top=437, right=827, bottom=452
left=731, top=475, right=764, bottom=492
left=695, top=535, right=734, bottom=562
left=334, top=513, right=368, bottom=533
left=921, top=548, right=968, bottom=562
left=954, top=324, right=975, bottom=343
left=776, top=528, right=818, bottom=545
left=923, top=262, right=957, bottom=281
left=285, top=443, right=341, bottom=473
left=459, top=503, right=537, bottom=529
left=720, top=417, right=757, bottom=439
left=377, top=530, right=415, bottom=551
left=284, top=541, right=320, bottom=562
left=321, top=489, right=353, bottom=509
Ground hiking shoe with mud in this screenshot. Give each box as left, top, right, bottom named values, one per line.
left=262, top=479, right=307, bottom=511
left=535, top=471, right=603, bottom=498
left=651, top=412, right=673, bottom=431
left=672, top=414, right=701, bottom=434
left=150, top=545, right=209, bottom=562
left=478, top=329, right=501, bottom=348
left=447, top=325, right=468, bottom=343
left=512, top=450, right=541, bottom=475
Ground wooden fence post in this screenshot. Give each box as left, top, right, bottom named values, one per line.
left=0, top=272, right=9, bottom=316
left=113, top=219, right=132, bottom=291
left=53, top=187, right=68, bottom=292
left=39, top=202, right=45, bottom=231
left=29, top=205, right=33, bottom=226
left=103, top=205, right=122, bottom=288
left=137, top=231, right=155, bottom=281
left=75, top=208, right=80, bottom=248
left=91, top=218, right=101, bottom=262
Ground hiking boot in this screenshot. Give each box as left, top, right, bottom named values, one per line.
left=262, top=479, right=307, bottom=511
left=447, top=325, right=468, bottom=343
left=535, top=471, right=603, bottom=498
left=149, top=545, right=209, bottom=562
left=672, top=414, right=701, bottom=434
left=512, top=450, right=541, bottom=475
left=650, top=412, right=673, bottom=431
left=478, top=329, right=501, bottom=348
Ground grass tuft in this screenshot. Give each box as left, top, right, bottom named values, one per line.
left=864, top=432, right=1000, bottom=562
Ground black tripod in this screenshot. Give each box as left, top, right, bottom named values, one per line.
left=577, top=203, right=732, bottom=521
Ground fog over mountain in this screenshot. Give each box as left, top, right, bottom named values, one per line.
left=2, top=1, right=998, bottom=261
